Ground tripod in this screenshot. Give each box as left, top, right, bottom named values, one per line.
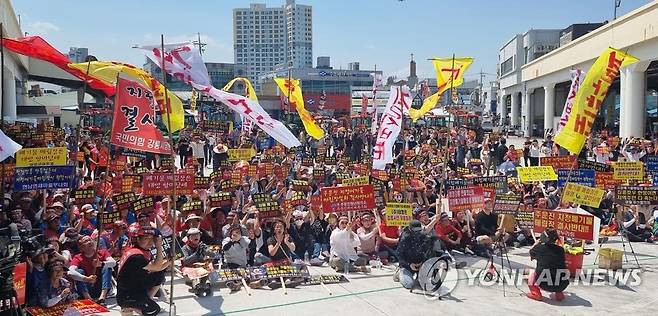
left=483, top=236, right=515, bottom=297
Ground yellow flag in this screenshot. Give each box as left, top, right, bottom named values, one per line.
left=222, top=77, right=258, bottom=101
left=68, top=61, right=185, bottom=132
left=409, top=57, right=473, bottom=121
left=274, top=78, right=325, bottom=140
left=555, top=48, right=638, bottom=154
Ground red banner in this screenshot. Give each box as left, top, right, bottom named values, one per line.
left=533, top=209, right=595, bottom=241
left=540, top=155, right=578, bottom=171
left=25, top=299, right=109, bottom=316
left=13, top=262, right=27, bottom=305
left=110, top=75, right=172, bottom=155
left=448, top=186, right=484, bottom=212
left=320, top=184, right=375, bottom=213
left=141, top=173, right=194, bottom=195
left=595, top=171, right=623, bottom=190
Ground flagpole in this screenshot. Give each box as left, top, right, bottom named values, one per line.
left=287, top=68, right=292, bottom=126
left=160, top=34, right=178, bottom=316
left=1, top=23, right=5, bottom=201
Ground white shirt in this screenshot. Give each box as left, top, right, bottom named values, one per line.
left=190, top=141, right=205, bottom=158
left=330, top=228, right=360, bottom=261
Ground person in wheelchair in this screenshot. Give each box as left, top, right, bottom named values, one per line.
left=181, top=228, right=216, bottom=294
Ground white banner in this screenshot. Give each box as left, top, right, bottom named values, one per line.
left=373, top=86, right=412, bottom=170
left=140, top=43, right=301, bottom=148
left=556, top=69, right=585, bottom=133
left=242, top=114, right=253, bottom=134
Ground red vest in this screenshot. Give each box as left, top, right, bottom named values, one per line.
left=118, top=246, right=151, bottom=274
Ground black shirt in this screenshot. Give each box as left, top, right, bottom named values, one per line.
left=475, top=211, right=498, bottom=236
left=529, top=243, right=569, bottom=292
left=117, top=254, right=150, bottom=303
left=266, top=236, right=291, bottom=261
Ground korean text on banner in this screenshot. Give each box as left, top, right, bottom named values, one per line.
left=556, top=69, right=586, bottom=133
left=448, top=186, right=484, bottom=212
left=14, top=166, right=75, bottom=191
left=557, top=169, right=595, bottom=187
left=385, top=203, right=413, bottom=227
left=615, top=186, right=658, bottom=205
left=15, top=147, right=67, bottom=167
left=540, top=155, right=577, bottom=172
left=554, top=48, right=639, bottom=154
left=228, top=148, right=256, bottom=161
left=342, top=176, right=370, bottom=186
left=562, top=183, right=605, bottom=208
left=141, top=173, right=195, bottom=196
left=320, top=184, right=376, bottom=213
left=110, top=75, right=173, bottom=155
left=373, top=86, right=412, bottom=170
left=516, top=166, right=558, bottom=183
left=534, top=209, right=595, bottom=241
left=612, top=161, right=644, bottom=180
left=139, top=42, right=301, bottom=148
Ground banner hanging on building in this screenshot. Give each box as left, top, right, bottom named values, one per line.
left=373, top=86, right=412, bottom=170
left=554, top=47, right=639, bottom=154
left=110, top=75, right=173, bottom=155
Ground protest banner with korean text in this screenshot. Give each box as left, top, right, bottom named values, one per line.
left=577, top=158, right=611, bottom=172
left=384, top=202, right=413, bottom=227
left=15, top=147, right=67, bottom=167
left=562, top=183, right=605, bottom=208
left=540, top=155, right=577, bottom=172
left=516, top=166, right=558, bottom=183
left=25, top=299, right=109, bottom=316
left=613, top=161, right=644, bottom=180
left=342, top=176, right=369, bottom=186
left=320, top=184, right=376, bottom=213
left=534, top=209, right=595, bottom=241
left=228, top=148, right=256, bottom=161
left=448, top=186, right=484, bottom=212
left=557, top=169, right=595, bottom=187
left=493, top=194, right=522, bottom=215
left=594, top=171, right=623, bottom=189
left=14, top=166, right=74, bottom=191
left=141, top=173, right=194, bottom=195
left=615, top=186, right=658, bottom=205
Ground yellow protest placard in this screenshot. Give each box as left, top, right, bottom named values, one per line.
left=16, top=147, right=67, bottom=167
left=612, top=161, right=644, bottom=180
left=228, top=148, right=256, bottom=162
left=562, top=183, right=605, bottom=208
left=341, top=176, right=369, bottom=186
left=384, top=202, right=413, bottom=227
left=516, top=166, right=558, bottom=183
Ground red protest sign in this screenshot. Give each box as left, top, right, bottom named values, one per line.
left=320, top=184, right=375, bottom=213
left=594, top=171, right=622, bottom=190
left=26, top=299, right=108, bottom=316
left=540, top=155, right=577, bottom=171
left=533, top=209, right=595, bottom=241
left=13, top=262, right=27, bottom=305
left=448, top=186, right=485, bottom=212
left=141, top=173, right=194, bottom=195
left=110, top=75, right=172, bottom=155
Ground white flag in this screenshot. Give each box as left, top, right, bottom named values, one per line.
left=0, top=129, right=23, bottom=162
left=373, top=86, right=412, bottom=170
left=556, top=69, right=585, bottom=133
left=139, top=42, right=301, bottom=148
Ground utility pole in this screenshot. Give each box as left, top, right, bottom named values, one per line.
left=614, top=0, right=621, bottom=20
left=193, top=32, right=207, bottom=56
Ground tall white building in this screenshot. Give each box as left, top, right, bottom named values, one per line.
left=233, top=0, right=312, bottom=92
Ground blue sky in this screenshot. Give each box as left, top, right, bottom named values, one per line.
left=11, top=0, right=651, bottom=83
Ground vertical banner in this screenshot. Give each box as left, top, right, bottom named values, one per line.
left=110, top=75, right=173, bottom=155
left=556, top=69, right=586, bottom=133
left=373, top=86, right=412, bottom=170
left=554, top=47, right=638, bottom=154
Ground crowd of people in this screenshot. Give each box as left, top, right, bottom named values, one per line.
left=2, top=115, right=658, bottom=314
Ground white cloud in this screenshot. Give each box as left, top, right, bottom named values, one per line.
left=26, top=21, right=59, bottom=35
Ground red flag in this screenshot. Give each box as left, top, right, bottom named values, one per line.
left=1, top=36, right=115, bottom=96
left=111, top=75, right=172, bottom=155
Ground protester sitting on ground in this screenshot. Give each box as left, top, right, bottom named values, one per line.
left=38, top=260, right=78, bottom=307
left=621, top=206, right=655, bottom=243
left=329, top=215, right=368, bottom=273
left=434, top=212, right=463, bottom=252
left=375, top=207, right=400, bottom=263
left=59, top=228, right=82, bottom=256
left=415, top=208, right=439, bottom=236
left=68, top=235, right=116, bottom=305
left=267, top=218, right=297, bottom=263
left=356, top=212, right=380, bottom=260
left=222, top=224, right=250, bottom=268
left=527, top=227, right=570, bottom=301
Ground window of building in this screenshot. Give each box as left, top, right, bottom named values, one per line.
left=500, top=57, right=514, bottom=75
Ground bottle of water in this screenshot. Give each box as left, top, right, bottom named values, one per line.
left=304, top=252, right=310, bottom=264
left=344, top=259, right=350, bottom=276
